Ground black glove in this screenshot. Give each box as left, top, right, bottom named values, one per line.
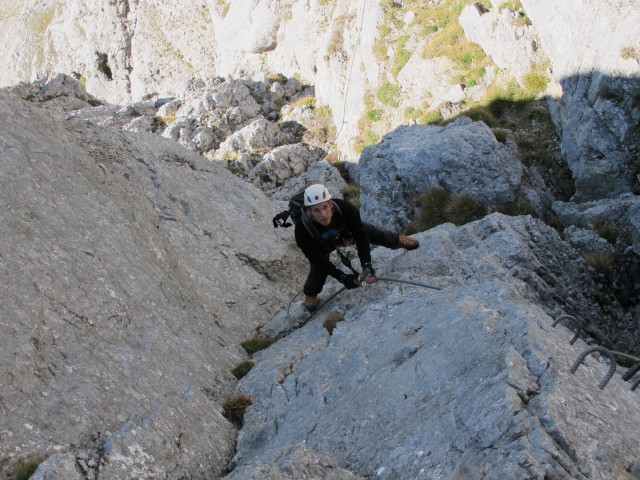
left=339, top=273, right=360, bottom=289
left=361, top=263, right=375, bottom=278
left=361, top=263, right=377, bottom=285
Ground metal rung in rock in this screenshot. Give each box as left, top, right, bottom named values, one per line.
left=570, top=346, right=617, bottom=390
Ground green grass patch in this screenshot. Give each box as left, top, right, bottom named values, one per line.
left=419, top=110, right=443, bottom=125
left=445, top=193, right=488, bottom=226
left=406, top=188, right=451, bottom=233
left=404, top=106, right=419, bottom=119
left=290, top=95, right=316, bottom=108
left=492, top=128, right=509, bottom=143
left=14, top=455, right=44, bottom=480
left=240, top=337, right=276, bottom=356
left=406, top=188, right=489, bottom=233
left=498, top=198, right=539, bottom=217
left=377, top=82, right=400, bottom=107
left=621, top=46, right=640, bottom=62
left=315, top=105, right=333, bottom=118
left=367, top=109, right=383, bottom=122
left=392, top=34, right=413, bottom=77
left=231, top=360, right=255, bottom=380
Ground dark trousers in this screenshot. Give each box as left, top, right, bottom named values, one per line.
left=303, top=223, right=399, bottom=296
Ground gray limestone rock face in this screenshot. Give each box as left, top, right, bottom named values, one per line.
left=521, top=0, right=640, bottom=201
left=0, top=88, right=302, bottom=479
left=356, top=118, right=522, bottom=231
left=227, top=214, right=640, bottom=480
left=552, top=194, right=640, bottom=249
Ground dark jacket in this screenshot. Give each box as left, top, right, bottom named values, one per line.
left=294, top=198, right=371, bottom=280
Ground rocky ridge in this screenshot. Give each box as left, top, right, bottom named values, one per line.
left=0, top=87, right=305, bottom=479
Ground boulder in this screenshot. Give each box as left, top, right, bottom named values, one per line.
left=10, top=73, right=101, bottom=110
left=248, top=143, right=326, bottom=190
left=356, top=118, right=522, bottom=231
left=215, top=118, right=305, bottom=163
left=552, top=194, right=640, bottom=248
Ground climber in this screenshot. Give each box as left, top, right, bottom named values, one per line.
left=294, top=183, right=419, bottom=312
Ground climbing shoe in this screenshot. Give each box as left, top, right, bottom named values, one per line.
left=303, top=295, right=320, bottom=312
left=392, top=235, right=420, bottom=250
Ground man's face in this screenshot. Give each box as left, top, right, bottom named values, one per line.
left=308, top=200, right=332, bottom=226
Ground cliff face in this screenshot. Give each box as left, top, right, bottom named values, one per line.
left=0, top=88, right=305, bottom=479
left=1, top=0, right=638, bottom=198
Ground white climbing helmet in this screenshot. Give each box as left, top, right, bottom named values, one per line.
left=303, top=184, right=332, bottom=206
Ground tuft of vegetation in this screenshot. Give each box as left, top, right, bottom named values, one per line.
left=441, top=104, right=498, bottom=127
left=620, top=46, right=640, bottom=63
left=417, top=2, right=490, bottom=87
left=231, top=360, right=255, bottom=380
left=445, top=193, right=488, bottom=226
left=222, top=394, right=253, bottom=427
left=491, top=128, right=509, bottom=143
left=367, top=109, right=383, bottom=122
left=14, top=455, right=44, bottom=480
left=377, top=82, right=400, bottom=107
left=392, top=34, right=413, bottom=78
left=240, top=337, right=276, bottom=356
left=419, top=109, right=443, bottom=125
left=328, top=14, right=354, bottom=55
left=404, top=106, right=419, bottom=120
left=582, top=250, right=620, bottom=277
left=522, top=71, right=549, bottom=95
left=544, top=212, right=565, bottom=237
left=266, top=73, right=287, bottom=84
left=405, top=188, right=451, bottom=234
left=498, top=198, right=539, bottom=217
left=499, top=0, right=531, bottom=25
left=315, top=105, right=333, bottom=118
left=342, top=183, right=361, bottom=209
left=591, top=219, right=618, bottom=245
left=323, top=312, right=345, bottom=335
left=289, top=95, right=316, bottom=109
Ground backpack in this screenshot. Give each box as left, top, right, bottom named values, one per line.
left=272, top=188, right=318, bottom=237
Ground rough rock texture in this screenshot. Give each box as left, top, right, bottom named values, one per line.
left=1, top=0, right=638, bottom=171
left=356, top=118, right=522, bottom=231
left=459, top=1, right=547, bottom=83
left=521, top=0, right=640, bottom=201
left=224, top=444, right=365, bottom=480
left=0, top=0, right=219, bottom=104
left=552, top=194, right=640, bottom=252
left=248, top=144, right=326, bottom=190
left=229, top=215, right=640, bottom=479
left=9, top=73, right=102, bottom=111
left=0, top=88, right=306, bottom=479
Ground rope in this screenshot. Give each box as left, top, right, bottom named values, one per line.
left=319, top=0, right=368, bottom=157
left=333, top=0, right=367, bottom=147
left=376, top=277, right=442, bottom=291
left=292, top=274, right=442, bottom=329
